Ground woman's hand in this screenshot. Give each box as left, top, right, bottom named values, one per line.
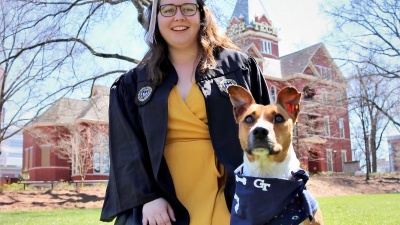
left=142, top=198, right=176, bottom=225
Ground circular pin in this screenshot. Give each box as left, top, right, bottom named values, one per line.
left=219, top=79, right=237, bottom=92
left=138, top=86, right=152, bottom=102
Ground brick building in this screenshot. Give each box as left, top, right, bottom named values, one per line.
left=228, top=0, right=352, bottom=173
left=387, top=135, right=400, bottom=172
left=22, top=86, right=109, bottom=181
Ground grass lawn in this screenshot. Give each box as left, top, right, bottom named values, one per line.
left=0, top=194, right=399, bottom=224
left=318, top=193, right=400, bottom=225
left=0, top=208, right=107, bottom=225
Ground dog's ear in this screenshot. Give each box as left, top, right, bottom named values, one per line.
left=277, top=87, right=301, bottom=121
left=227, top=85, right=255, bottom=122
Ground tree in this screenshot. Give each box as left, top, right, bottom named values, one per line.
left=347, top=65, right=394, bottom=179
left=323, top=0, right=400, bottom=127
left=0, top=0, right=135, bottom=156
left=0, top=0, right=237, bottom=158
left=28, top=122, right=108, bottom=181
left=59, top=124, right=109, bottom=181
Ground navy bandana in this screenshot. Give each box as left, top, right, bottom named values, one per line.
left=230, top=165, right=318, bottom=225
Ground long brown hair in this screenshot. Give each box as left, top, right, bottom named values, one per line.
left=140, top=0, right=239, bottom=84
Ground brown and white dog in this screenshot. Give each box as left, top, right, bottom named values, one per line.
left=227, top=85, right=323, bottom=225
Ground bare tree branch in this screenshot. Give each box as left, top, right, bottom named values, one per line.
left=2, top=38, right=139, bottom=65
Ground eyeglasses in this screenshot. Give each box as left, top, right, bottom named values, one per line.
left=159, top=3, right=199, bottom=17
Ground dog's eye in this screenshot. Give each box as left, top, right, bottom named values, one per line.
left=274, top=114, right=285, bottom=123
left=244, top=115, right=254, bottom=123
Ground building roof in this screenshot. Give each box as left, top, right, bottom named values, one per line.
left=90, top=85, right=109, bottom=98
left=33, top=86, right=109, bottom=125
left=387, top=135, right=400, bottom=141
left=279, top=43, right=322, bottom=77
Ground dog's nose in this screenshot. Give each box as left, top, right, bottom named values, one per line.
left=252, top=127, right=268, bottom=140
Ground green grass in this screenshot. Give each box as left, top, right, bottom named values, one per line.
left=0, top=208, right=108, bottom=225
left=0, top=194, right=399, bottom=224
left=318, top=193, right=400, bottom=225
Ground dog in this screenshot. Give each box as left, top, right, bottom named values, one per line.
left=227, top=85, right=324, bottom=225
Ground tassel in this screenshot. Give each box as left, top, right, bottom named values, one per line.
left=146, top=0, right=159, bottom=44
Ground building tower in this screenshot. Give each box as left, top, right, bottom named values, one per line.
left=227, top=0, right=279, bottom=59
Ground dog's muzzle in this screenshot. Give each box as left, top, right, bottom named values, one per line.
left=247, top=127, right=279, bottom=155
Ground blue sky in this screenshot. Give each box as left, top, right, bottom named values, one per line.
left=261, top=0, right=330, bottom=56
left=92, top=0, right=331, bottom=66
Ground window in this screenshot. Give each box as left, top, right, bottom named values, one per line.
left=341, top=150, right=347, bottom=170
left=316, top=66, right=332, bottom=80
left=303, top=86, right=316, bottom=100
left=306, top=115, right=318, bottom=135
left=24, top=149, right=29, bottom=169
left=94, top=152, right=101, bottom=173
left=337, top=92, right=342, bottom=107
left=339, top=118, right=345, bottom=138
left=24, top=147, right=33, bottom=170
left=327, top=69, right=332, bottom=80
left=324, top=116, right=330, bottom=136
left=322, top=91, right=328, bottom=104
left=41, top=145, right=51, bottom=167
left=270, top=86, right=276, bottom=103
left=8, top=153, right=22, bottom=157
left=261, top=40, right=272, bottom=54
left=8, top=140, right=22, bottom=148
left=70, top=133, right=81, bottom=175
left=93, top=133, right=109, bottom=174
left=388, top=143, right=395, bottom=171
left=326, top=149, right=333, bottom=172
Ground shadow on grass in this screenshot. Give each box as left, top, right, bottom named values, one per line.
left=43, top=189, right=105, bottom=205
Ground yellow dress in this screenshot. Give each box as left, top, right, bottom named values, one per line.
left=164, top=83, right=230, bottom=225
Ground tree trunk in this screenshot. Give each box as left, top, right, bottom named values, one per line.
left=362, top=119, right=370, bottom=180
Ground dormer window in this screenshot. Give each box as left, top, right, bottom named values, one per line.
left=261, top=40, right=272, bottom=55
left=315, top=65, right=332, bottom=80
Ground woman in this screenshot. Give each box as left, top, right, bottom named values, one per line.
left=100, top=0, right=270, bottom=224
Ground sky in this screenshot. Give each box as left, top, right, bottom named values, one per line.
left=95, top=0, right=332, bottom=65
left=260, top=0, right=331, bottom=56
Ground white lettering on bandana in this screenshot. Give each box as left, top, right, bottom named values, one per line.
left=254, top=179, right=271, bottom=191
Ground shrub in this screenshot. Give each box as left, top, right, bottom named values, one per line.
left=2, top=183, right=25, bottom=191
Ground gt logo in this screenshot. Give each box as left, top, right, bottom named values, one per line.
left=254, top=179, right=271, bottom=191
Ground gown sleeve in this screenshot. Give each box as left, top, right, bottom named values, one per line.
left=100, top=71, right=160, bottom=222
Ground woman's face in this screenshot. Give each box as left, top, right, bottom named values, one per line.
left=157, top=0, right=201, bottom=50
